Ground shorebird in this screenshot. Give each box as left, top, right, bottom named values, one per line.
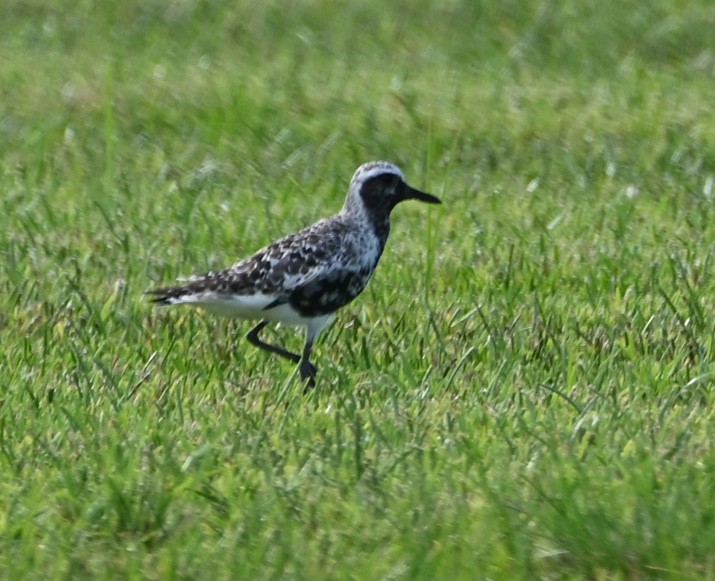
left=147, top=161, right=441, bottom=388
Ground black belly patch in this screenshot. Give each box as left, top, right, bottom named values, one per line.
left=289, top=269, right=372, bottom=317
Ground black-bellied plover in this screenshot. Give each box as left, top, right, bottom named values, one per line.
left=147, top=161, right=441, bottom=388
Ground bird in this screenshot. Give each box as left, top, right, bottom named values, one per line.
left=147, top=161, right=441, bottom=388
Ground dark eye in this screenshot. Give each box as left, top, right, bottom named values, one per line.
left=380, top=174, right=399, bottom=187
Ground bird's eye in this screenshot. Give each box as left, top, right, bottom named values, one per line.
left=381, top=175, right=399, bottom=188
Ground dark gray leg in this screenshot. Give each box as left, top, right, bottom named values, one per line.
left=246, top=320, right=301, bottom=363
left=299, top=339, right=317, bottom=390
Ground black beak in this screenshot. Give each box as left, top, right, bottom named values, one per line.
left=404, top=184, right=442, bottom=204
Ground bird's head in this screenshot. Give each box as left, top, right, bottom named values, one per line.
left=343, top=161, right=441, bottom=218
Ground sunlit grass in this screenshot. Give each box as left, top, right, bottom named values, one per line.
left=1, top=0, right=715, bottom=578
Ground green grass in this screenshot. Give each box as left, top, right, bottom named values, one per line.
left=2, top=0, right=715, bottom=578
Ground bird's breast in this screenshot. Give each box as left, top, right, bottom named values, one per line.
left=288, top=263, right=376, bottom=318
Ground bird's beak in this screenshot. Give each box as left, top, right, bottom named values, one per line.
left=404, top=185, right=442, bottom=204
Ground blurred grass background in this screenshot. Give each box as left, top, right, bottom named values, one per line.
left=1, top=0, right=715, bottom=578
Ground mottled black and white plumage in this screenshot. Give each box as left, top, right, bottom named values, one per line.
left=147, top=161, right=441, bottom=388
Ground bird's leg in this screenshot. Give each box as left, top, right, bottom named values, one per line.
left=247, top=321, right=318, bottom=391
left=299, top=338, right=317, bottom=390
left=246, top=320, right=301, bottom=363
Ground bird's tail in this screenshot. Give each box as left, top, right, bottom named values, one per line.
left=145, top=285, right=192, bottom=305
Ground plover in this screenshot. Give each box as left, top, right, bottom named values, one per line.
left=147, top=161, right=441, bottom=388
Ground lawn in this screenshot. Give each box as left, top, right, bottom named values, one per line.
left=1, top=0, right=715, bottom=578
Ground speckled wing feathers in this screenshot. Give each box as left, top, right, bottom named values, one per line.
left=223, top=220, right=348, bottom=297
left=148, top=216, right=378, bottom=317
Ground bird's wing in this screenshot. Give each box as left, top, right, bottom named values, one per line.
left=147, top=218, right=355, bottom=303
left=233, top=219, right=356, bottom=296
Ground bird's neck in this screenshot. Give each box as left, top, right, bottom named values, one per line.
left=339, top=206, right=389, bottom=253
left=342, top=198, right=393, bottom=253
left=370, top=215, right=391, bottom=254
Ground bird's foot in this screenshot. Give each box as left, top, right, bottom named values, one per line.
left=299, top=360, right=317, bottom=391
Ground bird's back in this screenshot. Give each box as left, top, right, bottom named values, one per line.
left=149, top=213, right=384, bottom=317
